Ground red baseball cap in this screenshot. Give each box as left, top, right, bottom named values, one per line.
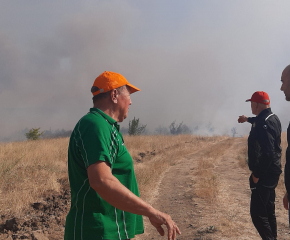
left=91, top=71, right=140, bottom=96
left=246, top=91, right=270, bottom=105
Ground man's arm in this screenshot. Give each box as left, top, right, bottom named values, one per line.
left=238, top=115, right=256, bottom=124
left=87, top=161, right=181, bottom=240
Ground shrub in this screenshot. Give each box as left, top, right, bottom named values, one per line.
left=128, top=117, right=146, bottom=136
left=25, top=128, right=44, bottom=140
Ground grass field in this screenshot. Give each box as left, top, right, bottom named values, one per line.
left=0, top=133, right=288, bottom=239
left=0, top=135, right=229, bottom=216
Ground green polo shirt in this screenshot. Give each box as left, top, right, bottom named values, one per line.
left=64, top=108, right=144, bottom=240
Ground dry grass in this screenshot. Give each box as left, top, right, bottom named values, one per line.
left=0, top=138, right=69, bottom=216
left=0, top=134, right=227, bottom=217
left=125, top=135, right=228, bottom=202
left=2, top=133, right=289, bottom=239
left=194, top=138, right=233, bottom=202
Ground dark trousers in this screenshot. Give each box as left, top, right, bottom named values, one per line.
left=250, top=182, right=277, bottom=240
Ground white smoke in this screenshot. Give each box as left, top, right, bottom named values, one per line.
left=1, top=0, right=290, bottom=140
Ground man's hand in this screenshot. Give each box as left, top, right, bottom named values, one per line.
left=238, top=115, right=248, bottom=123
left=148, top=210, right=181, bottom=240
left=252, top=174, right=259, bottom=184
left=283, top=192, right=289, bottom=210
left=88, top=161, right=181, bottom=239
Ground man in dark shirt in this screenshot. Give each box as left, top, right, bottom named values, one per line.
left=238, top=91, right=282, bottom=240
left=280, top=65, right=290, bottom=226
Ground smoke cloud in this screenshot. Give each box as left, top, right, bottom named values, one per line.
left=1, top=1, right=290, bottom=140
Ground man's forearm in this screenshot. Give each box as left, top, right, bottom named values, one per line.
left=88, top=161, right=157, bottom=217
left=91, top=174, right=156, bottom=217
left=87, top=161, right=181, bottom=239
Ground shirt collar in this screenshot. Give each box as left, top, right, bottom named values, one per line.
left=89, top=108, right=120, bottom=130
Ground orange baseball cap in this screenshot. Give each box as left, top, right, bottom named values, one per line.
left=246, top=91, right=270, bottom=105
left=91, top=71, right=140, bottom=96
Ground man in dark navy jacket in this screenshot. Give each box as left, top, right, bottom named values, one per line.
left=280, top=65, right=290, bottom=225
left=238, top=91, right=282, bottom=240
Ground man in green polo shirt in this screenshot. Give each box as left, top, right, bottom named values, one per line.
left=64, top=71, right=181, bottom=240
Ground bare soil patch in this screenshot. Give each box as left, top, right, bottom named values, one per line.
left=0, top=178, right=70, bottom=240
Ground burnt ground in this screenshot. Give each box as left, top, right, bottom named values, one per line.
left=0, top=178, right=70, bottom=240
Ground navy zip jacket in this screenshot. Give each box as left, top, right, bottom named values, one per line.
left=247, top=108, right=282, bottom=188
left=285, top=123, right=290, bottom=194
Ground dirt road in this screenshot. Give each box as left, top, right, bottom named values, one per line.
left=137, top=138, right=290, bottom=240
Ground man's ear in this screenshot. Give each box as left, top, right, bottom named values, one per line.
left=111, top=89, right=118, bottom=103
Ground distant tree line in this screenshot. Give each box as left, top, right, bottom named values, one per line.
left=121, top=118, right=196, bottom=136
left=3, top=118, right=240, bottom=142
left=43, top=128, right=72, bottom=139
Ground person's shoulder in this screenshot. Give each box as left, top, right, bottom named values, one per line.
left=265, top=113, right=281, bottom=125
left=81, top=111, right=103, bottom=121
left=255, top=113, right=270, bottom=128
left=257, top=113, right=281, bottom=133
left=75, top=112, right=109, bottom=131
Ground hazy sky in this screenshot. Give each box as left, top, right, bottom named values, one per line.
left=1, top=0, right=290, bottom=140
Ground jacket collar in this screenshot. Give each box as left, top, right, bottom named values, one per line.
left=257, top=108, right=272, bottom=120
